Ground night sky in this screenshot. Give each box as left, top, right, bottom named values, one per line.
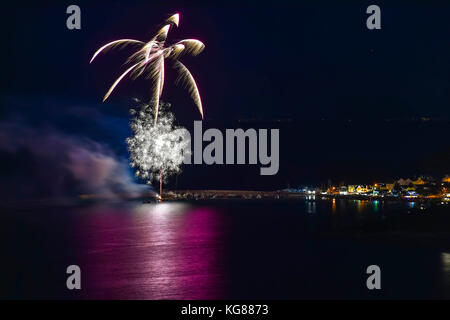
left=1, top=0, right=449, bottom=199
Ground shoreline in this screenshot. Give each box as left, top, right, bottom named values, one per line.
left=162, top=189, right=449, bottom=203
left=1, top=190, right=447, bottom=209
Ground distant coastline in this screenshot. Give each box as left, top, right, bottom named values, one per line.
left=162, top=189, right=450, bottom=203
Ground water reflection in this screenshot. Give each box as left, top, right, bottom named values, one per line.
left=61, top=200, right=450, bottom=299
left=79, top=202, right=226, bottom=299
left=306, top=200, right=316, bottom=214
left=356, top=200, right=369, bottom=213
left=442, top=252, right=450, bottom=298
left=373, top=200, right=379, bottom=213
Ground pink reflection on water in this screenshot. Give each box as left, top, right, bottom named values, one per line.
left=75, top=202, right=227, bottom=299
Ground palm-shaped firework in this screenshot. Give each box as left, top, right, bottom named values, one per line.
left=90, top=13, right=205, bottom=124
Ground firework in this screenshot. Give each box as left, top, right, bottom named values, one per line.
left=90, top=13, right=205, bottom=123
left=126, top=102, right=190, bottom=195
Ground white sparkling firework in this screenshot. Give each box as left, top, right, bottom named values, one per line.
left=126, top=102, right=190, bottom=187
left=90, top=13, right=205, bottom=123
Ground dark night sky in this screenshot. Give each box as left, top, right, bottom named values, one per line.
left=1, top=0, right=449, bottom=197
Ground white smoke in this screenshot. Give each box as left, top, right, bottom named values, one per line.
left=0, top=121, right=149, bottom=200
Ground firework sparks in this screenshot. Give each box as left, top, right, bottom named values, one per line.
left=90, top=13, right=205, bottom=123
left=126, top=102, right=190, bottom=196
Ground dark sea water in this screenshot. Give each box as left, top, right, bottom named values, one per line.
left=1, top=199, right=450, bottom=299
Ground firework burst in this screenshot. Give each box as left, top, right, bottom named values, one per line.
left=90, top=13, right=205, bottom=123
left=126, top=101, right=190, bottom=196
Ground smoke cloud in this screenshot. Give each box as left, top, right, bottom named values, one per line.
left=0, top=120, right=149, bottom=202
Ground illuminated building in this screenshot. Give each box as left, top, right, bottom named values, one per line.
left=339, top=186, right=348, bottom=195
left=397, top=178, right=413, bottom=186
left=413, top=177, right=426, bottom=185
left=356, top=185, right=369, bottom=194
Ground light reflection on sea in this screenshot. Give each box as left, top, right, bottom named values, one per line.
left=1, top=198, right=449, bottom=299
left=77, top=202, right=227, bottom=299
left=442, top=252, right=450, bottom=299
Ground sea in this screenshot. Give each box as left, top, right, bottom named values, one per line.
left=1, top=198, right=450, bottom=299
